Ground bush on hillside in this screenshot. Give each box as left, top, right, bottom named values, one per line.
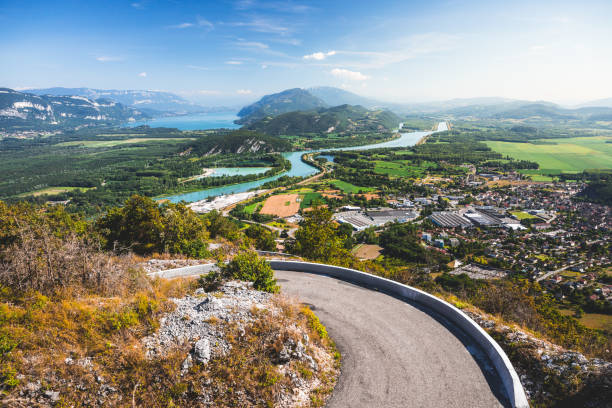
left=96, top=195, right=209, bottom=256
left=202, top=251, right=279, bottom=293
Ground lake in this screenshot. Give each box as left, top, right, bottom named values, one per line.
left=127, top=112, right=241, bottom=130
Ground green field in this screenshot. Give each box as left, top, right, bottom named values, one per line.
left=300, top=192, right=326, bottom=208
left=373, top=160, right=433, bottom=178
left=57, top=138, right=194, bottom=148
left=329, top=179, right=374, bottom=194
left=243, top=202, right=262, bottom=215
left=485, top=136, right=612, bottom=174
left=510, top=211, right=539, bottom=220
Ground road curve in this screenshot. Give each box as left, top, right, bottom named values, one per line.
left=275, top=270, right=509, bottom=408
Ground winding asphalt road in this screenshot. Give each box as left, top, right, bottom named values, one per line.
left=275, top=270, right=509, bottom=408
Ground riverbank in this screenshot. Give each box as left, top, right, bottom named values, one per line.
left=161, top=125, right=443, bottom=204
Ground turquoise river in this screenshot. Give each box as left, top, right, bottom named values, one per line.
left=165, top=122, right=447, bottom=203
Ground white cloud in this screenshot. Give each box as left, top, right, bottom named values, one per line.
left=186, top=64, right=210, bottom=71
left=228, top=18, right=290, bottom=35
left=196, top=16, right=214, bottom=30
left=96, top=56, right=122, bottom=62
left=226, top=60, right=243, bottom=65
left=168, top=16, right=213, bottom=30
left=168, top=22, right=194, bottom=29
left=235, top=41, right=269, bottom=49
left=261, top=64, right=268, bottom=69
left=138, top=72, right=147, bottom=77
left=330, top=68, right=369, bottom=81
left=236, top=89, right=253, bottom=95
left=131, top=2, right=145, bottom=9
left=303, top=50, right=336, bottom=60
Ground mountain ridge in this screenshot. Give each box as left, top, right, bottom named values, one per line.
left=26, top=87, right=207, bottom=114
left=245, top=104, right=401, bottom=136
left=0, top=88, right=149, bottom=133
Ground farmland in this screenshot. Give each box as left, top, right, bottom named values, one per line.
left=260, top=194, right=301, bottom=217
left=373, top=160, right=434, bottom=178
left=485, top=136, right=612, bottom=174
left=329, top=179, right=375, bottom=194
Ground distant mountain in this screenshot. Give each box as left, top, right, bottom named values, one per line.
left=308, top=86, right=381, bottom=108
left=189, top=129, right=292, bottom=155
left=26, top=87, right=206, bottom=114
left=492, top=103, right=612, bottom=122
left=246, top=104, right=401, bottom=136
left=0, top=88, right=148, bottom=132
left=578, top=98, right=612, bottom=109
left=236, top=88, right=328, bottom=124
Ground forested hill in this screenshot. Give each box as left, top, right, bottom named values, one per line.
left=236, top=88, right=328, bottom=124
left=189, top=129, right=292, bottom=155
left=0, top=88, right=149, bottom=132
left=245, top=104, right=401, bottom=136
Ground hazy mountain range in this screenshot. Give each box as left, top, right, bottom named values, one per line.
left=25, top=87, right=212, bottom=115
left=3, top=84, right=612, bottom=134
left=0, top=88, right=148, bottom=132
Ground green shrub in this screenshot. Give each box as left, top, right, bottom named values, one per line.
left=220, top=251, right=279, bottom=293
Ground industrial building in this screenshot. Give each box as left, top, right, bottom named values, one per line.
left=429, top=211, right=473, bottom=228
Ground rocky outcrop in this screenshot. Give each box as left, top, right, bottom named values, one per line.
left=466, top=311, right=612, bottom=407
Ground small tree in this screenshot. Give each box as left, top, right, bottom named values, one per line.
left=214, top=251, right=279, bottom=293
left=288, top=206, right=351, bottom=265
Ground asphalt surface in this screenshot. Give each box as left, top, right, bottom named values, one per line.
left=275, top=270, right=509, bottom=408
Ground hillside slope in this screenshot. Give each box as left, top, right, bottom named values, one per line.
left=308, top=86, right=380, bottom=108
left=189, top=129, right=292, bottom=155
left=236, top=88, right=328, bottom=124
left=246, top=104, right=401, bottom=136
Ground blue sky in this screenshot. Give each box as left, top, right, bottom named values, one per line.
left=1, top=0, right=611, bottom=105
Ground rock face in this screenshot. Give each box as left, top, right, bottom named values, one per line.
left=192, top=339, right=211, bottom=364
left=142, top=281, right=272, bottom=361
left=466, top=310, right=612, bottom=406
left=142, top=280, right=339, bottom=407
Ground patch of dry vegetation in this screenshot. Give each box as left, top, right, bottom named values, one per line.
left=0, top=202, right=339, bottom=407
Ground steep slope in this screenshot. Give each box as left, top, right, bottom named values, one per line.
left=308, top=86, right=380, bottom=108
left=0, top=88, right=148, bottom=132
left=246, top=104, right=401, bottom=136
left=27, top=87, right=205, bottom=114
left=189, top=129, right=292, bottom=155
left=236, top=88, right=328, bottom=124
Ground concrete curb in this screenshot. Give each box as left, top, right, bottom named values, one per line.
left=269, top=260, right=529, bottom=408
left=146, top=263, right=217, bottom=279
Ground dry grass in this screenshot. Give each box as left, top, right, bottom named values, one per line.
left=260, top=194, right=301, bottom=218
left=352, top=244, right=383, bottom=260
left=0, top=277, right=340, bottom=407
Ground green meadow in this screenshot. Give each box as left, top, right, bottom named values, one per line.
left=485, top=136, right=612, bottom=174
left=328, top=179, right=375, bottom=194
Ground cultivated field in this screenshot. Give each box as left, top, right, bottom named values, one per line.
left=352, top=244, right=383, bottom=260
left=329, top=179, right=374, bottom=194
left=260, top=194, right=300, bottom=217
left=485, top=136, right=612, bottom=173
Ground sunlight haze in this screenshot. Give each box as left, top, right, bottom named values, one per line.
left=2, top=0, right=611, bottom=105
